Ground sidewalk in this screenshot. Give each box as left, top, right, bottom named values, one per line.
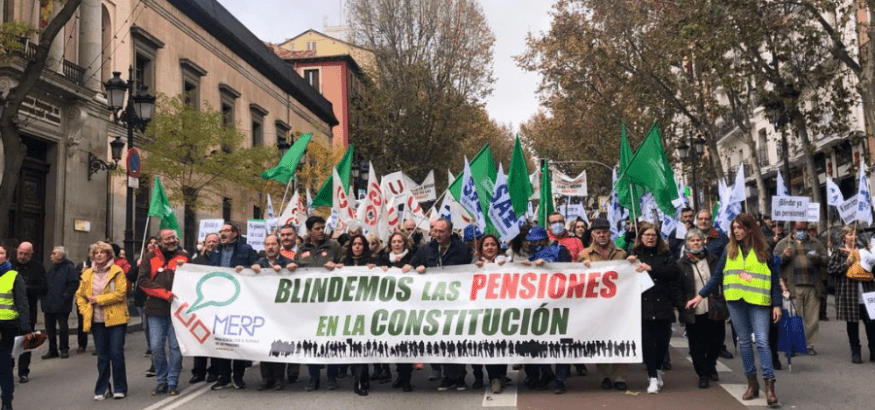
left=33, top=298, right=144, bottom=336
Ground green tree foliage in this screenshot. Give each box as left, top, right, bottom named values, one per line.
left=142, top=95, right=275, bottom=250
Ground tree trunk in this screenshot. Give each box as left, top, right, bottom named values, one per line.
left=793, top=116, right=825, bottom=232
left=183, top=186, right=197, bottom=253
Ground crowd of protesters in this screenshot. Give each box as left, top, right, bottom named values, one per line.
left=1, top=206, right=872, bottom=410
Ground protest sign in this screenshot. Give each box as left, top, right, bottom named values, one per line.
left=864, top=291, right=875, bottom=322
left=838, top=196, right=859, bottom=224
left=553, top=170, right=588, bottom=197
left=171, top=262, right=642, bottom=364
left=771, top=196, right=810, bottom=221
left=806, top=202, right=820, bottom=223
left=246, top=219, right=267, bottom=252
left=198, top=219, right=224, bottom=242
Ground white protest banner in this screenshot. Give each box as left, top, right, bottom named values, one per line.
left=553, top=170, right=588, bottom=197
left=171, top=262, right=642, bottom=364
left=410, top=170, right=437, bottom=202
left=863, top=291, right=875, bottom=322
left=487, top=164, right=521, bottom=243
left=806, top=202, right=820, bottom=223
left=246, top=219, right=268, bottom=252
left=198, top=219, right=224, bottom=242
left=771, top=196, right=810, bottom=222
left=838, top=196, right=859, bottom=224
left=381, top=171, right=417, bottom=202
left=558, top=204, right=586, bottom=222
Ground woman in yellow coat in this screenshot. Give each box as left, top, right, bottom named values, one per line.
left=76, top=241, right=130, bottom=400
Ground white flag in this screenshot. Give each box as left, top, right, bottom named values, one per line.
left=356, top=162, right=383, bottom=234
left=857, top=159, right=872, bottom=225
left=608, top=168, right=622, bottom=241
left=460, top=158, right=487, bottom=231
left=332, top=168, right=356, bottom=224
left=381, top=171, right=418, bottom=203
left=826, top=177, right=843, bottom=207
left=776, top=170, right=789, bottom=197
left=266, top=194, right=277, bottom=233
left=487, top=164, right=521, bottom=243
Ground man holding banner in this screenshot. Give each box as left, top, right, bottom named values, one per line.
left=291, top=216, right=344, bottom=391
left=137, top=229, right=189, bottom=397
left=411, top=218, right=474, bottom=391
left=208, top=223, right=257, bottom=390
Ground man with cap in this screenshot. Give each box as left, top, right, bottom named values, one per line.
left=580, top=218, right=631, bottom=392
left=518, top=226, right=571, bottom=392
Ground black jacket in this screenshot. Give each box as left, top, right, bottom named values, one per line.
left=12, top=259, right=47, bottom=300
left=677, top=250, right=719, bottom=324
left=410, top=237, right=473, bottom=268
left=633, top=245, right=684, bottom=322
left=41, top=259, right=80, bottom=314
left=208, top=240, right=258, bottom=268
left=379, top=251, right=414, bottom=268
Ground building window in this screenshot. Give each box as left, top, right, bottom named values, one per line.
left=223, top=197, right=232, bottom=222
left=180, top=58, right=207, bottom=109
left=131, top=25, right=164, bottom=92
left=304, top=69, right=320, bottom=92
left=250, top=104, right=268, bottom=147
left=276, top=120, right=290, bottom=147
left=757, top=129, right=768, bottom=167
left=253, top=206, right=262, bottom=220
left=306, top=41, right=317, bottom=51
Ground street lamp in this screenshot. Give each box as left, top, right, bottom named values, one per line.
left=678, top=133, right=706, bottom=210
left=351, top=160, right=369, bottom=200
left=104, top=67, right=156, bottom=266
left=87, top=136, right=126, bottom=180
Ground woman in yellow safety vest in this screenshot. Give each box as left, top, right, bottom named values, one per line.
left=686, top=213, right=782, bottom=409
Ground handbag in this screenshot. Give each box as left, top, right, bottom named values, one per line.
left=846, top=250, right=875, bottom=281
left=693, top=263, right=730, bottom=321
left=777, top=297, right=807, bottom=355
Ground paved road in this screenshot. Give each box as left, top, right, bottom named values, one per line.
left=11, top=296, right=873, bottom=409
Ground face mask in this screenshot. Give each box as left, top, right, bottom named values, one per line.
left=795, top=231, right=807, bottom=240
left=550, top=223, right=565, bottom=236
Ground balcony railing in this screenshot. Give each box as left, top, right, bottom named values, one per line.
left=11, top=36, right=86, bottom=85
left=63, top=59, right=85, bottom=85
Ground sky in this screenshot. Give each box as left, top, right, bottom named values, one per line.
left=216, top=0, right=557, bottom=130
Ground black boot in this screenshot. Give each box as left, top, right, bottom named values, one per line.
left=852, top=346, right=863, bottom=364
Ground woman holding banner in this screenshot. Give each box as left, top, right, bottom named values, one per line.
left=344, top=234, right=376, bottom=395
left=687, top=213, right=782, bottom=408
left=827, top=226, right=875, bottom=363
left=677, top=229, right=724, bottom=389
left=627, top=222, right=684, bottom=395
left=475, top=234, right=507, bottom=394
left=379, top=232, right=416, bottom=391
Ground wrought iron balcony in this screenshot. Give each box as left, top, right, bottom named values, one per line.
left=11, top=36, right=86, bottom=85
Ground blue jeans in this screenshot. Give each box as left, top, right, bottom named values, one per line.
left=726, top=301, right=774, bottom=379
left=148, top=316, right=182, bottom=388
left=92, top=323, right=128, bottom=395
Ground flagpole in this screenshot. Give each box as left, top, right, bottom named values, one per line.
left=278, top=177, right=294, bottom=219
left=629, top=182, right=639, bottom=236
left=413, top=189, right=448, bottom=234
left=137, top=216, right=151, bottom=260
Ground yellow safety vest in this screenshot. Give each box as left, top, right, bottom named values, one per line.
left=0, top=270, right=20, bottom=320
left=723, top=248, right=772, bottom=306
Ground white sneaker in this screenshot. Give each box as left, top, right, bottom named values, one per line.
left=113, top=392, right=126, bottom=399
left=657, top=370, right=664, bottom=388
left=647, top=377, right=659, bottom=394
left=94, top=394, right=106, bottom=401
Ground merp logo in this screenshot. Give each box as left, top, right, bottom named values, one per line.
left=174, top=271, right=241, bottom=345
left=187, top=272, right=241, bottom=313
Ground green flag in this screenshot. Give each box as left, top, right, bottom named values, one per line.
left=147, top=176, right=180, bottom=238
left=261, top=133, right=313, bottom=184
left=615, top=122, right=679, bottom=216
left=311, top=144, right=354, bottom=207
left=538, top=158, right=554, bottom=226
left=506, top=136, right=533, bottom=217
left=615, top=123, right=646, bottom=219
left=449, top=144, right=497, bottom=232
